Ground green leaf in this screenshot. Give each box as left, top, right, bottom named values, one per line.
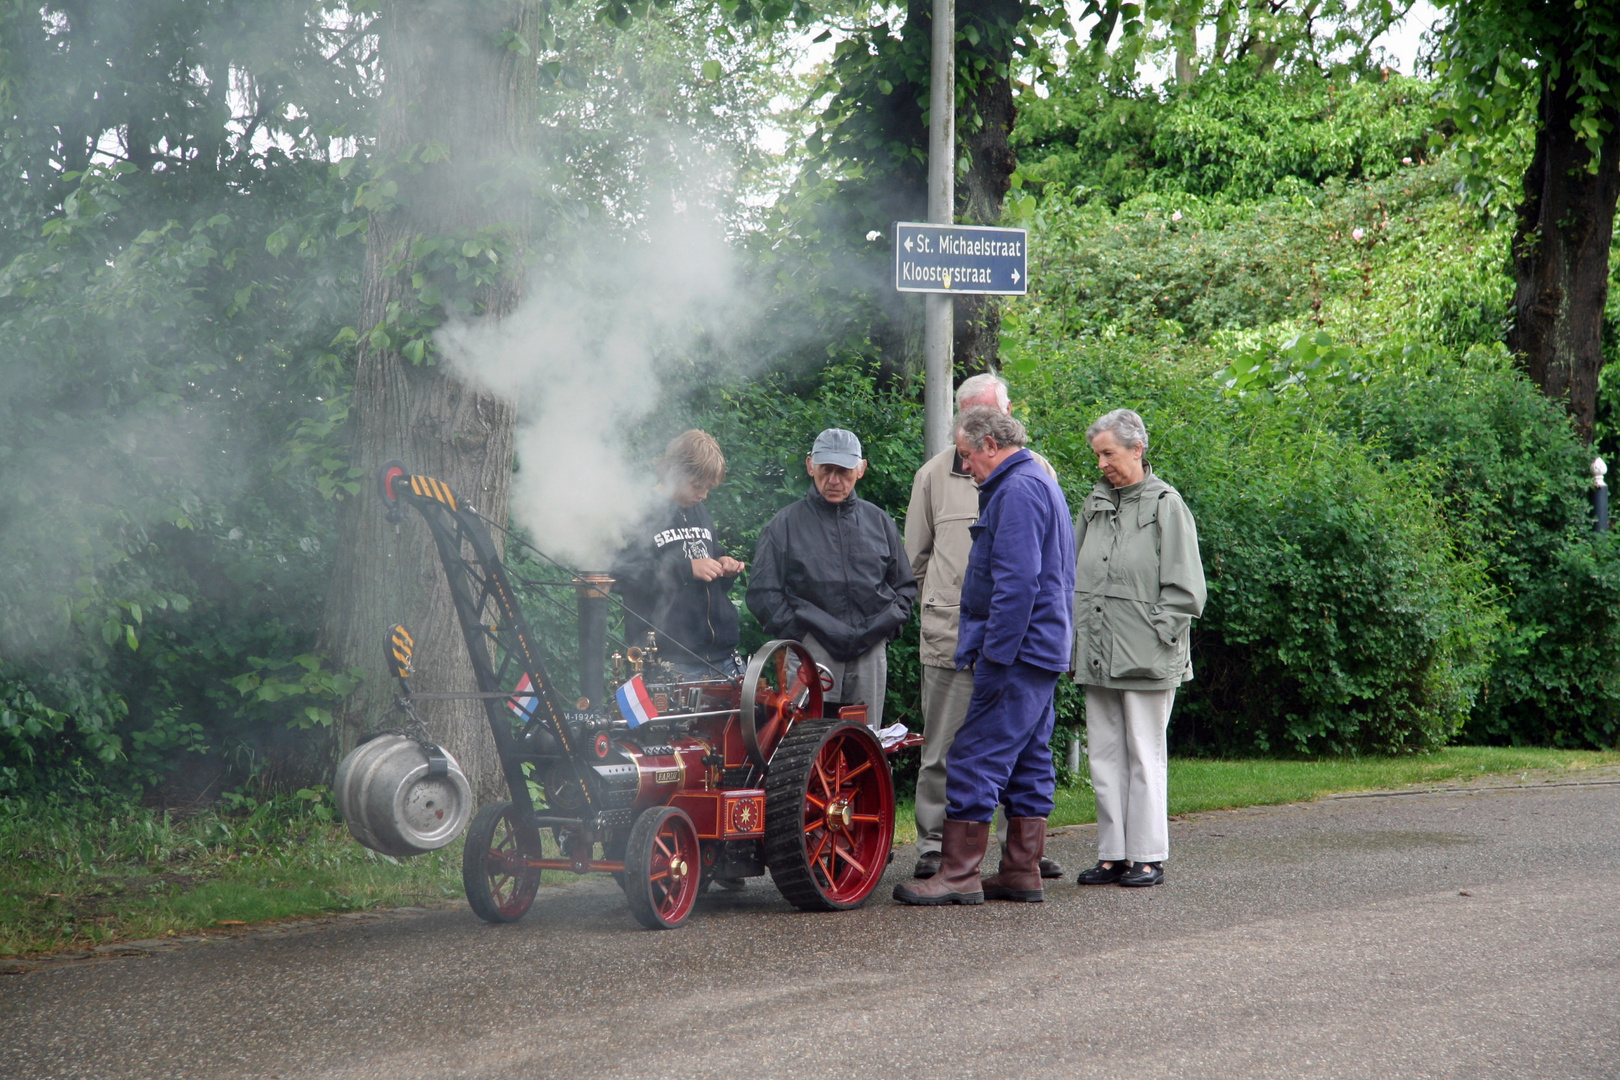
left=497, top=28, right=532, bottom=55
left=265, top=229, right=289, bottom=257
left=701, top=60, right=723, bottom=80
left=1004, top=352, right=1038, bottom=375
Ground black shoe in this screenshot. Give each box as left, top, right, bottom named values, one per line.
left=1118, top=861, right=1164, bottom=887
left=1038, top=856, right=1063, bottom=879
left=913, top=851, right=943, bottom=879
left=1075, top=860, right=1127, bottom=885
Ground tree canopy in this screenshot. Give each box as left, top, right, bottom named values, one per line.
left=4, top=0, right=1620, bottom=806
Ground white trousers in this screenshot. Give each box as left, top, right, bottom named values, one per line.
left=1084, top=685, right=1176, bottom=864
left=914, top=664, right=1009, bottom=855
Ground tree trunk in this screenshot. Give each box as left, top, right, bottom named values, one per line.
left=320, top=0, right=537, bottom=801
left=953, top=0, right=1022, bottom=375
left=1171, top=0, right=1199, bottom=84
left=1213, top=3, right=1234, bottom=66
left=1509, top=55, right=1620, bottom=443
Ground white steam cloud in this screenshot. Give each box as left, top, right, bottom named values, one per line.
left=441, top=208, right=752, bottom=568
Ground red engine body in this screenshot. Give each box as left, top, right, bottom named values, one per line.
left=374, top=461, right=918, bottom=929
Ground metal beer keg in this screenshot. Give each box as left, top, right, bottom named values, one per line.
left=334, top=734, right=472, bottom=856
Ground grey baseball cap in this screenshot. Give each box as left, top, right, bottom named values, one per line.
left=809, top=428, right=863, bottom=469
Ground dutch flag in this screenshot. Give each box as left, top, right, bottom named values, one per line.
left=508, top=673, right=538, bottom=720
left=615, top=675, right=660, bottom=728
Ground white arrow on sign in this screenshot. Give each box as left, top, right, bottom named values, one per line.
left=904, top=236, right=914, bottom=252
left=1011, top=269, right=1021, bottom=284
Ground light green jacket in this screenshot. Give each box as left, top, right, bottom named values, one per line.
left=1072, top=467, right=1207, bottom=690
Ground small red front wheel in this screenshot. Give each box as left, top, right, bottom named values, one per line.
left=462, top=801, right=541, bottom=923
left=624, top=806, right=702, bottom=930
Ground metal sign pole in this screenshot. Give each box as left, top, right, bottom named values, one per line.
left=1594, top=457, right=1609, bottom=532
left=923, top=0, right=955, bottom=459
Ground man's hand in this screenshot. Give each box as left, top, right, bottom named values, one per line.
left=718, top=556, right=745, bottom=576
left=691, top=558, right=725, bottom=581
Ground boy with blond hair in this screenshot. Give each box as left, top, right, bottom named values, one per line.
left=611, top=430, right=746, bottom=678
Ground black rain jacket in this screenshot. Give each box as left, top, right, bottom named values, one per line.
left=746, top=488, right=917, bottom=662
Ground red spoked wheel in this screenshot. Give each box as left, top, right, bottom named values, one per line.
left=740, top=639, right=826, bottom=770
left=624, top=806, right=702, bottom=930
left=462, top=801, right=541, bottom=923
left=764, top=719, right=895, bottom=911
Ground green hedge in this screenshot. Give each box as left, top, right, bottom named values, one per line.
left=675, top=335, right=1620, bottom=756
left=1331, top=349, right=1620, bottom=747
left=1017, top=340, right=1496, bottom=755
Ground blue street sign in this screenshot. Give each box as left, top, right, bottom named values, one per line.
left=893, top=222, right=1028, bottom=295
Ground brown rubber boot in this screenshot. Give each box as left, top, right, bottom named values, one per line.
left=981, top=817, right=1047, bottom=902
left=892, top=820, right=988, bottom=905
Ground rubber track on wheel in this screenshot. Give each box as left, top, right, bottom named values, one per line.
left=763, top=718, right=850, bottom=911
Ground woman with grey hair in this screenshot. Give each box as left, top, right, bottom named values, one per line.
left=1071, top=408, right=1206, bottom=887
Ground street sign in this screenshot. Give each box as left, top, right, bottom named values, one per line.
left=893, top=222, right=1028, bottom=295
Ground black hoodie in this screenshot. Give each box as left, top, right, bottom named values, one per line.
left=610, top=498, right=740, bottom=666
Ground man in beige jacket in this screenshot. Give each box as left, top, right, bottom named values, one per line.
left=904, top=373, right=1063, bottom=880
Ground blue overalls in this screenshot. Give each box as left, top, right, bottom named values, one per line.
left=944, top=450, right=1076, bottom=822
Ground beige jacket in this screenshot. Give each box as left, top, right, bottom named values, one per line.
left=904, top=446, right=1056, bottom=668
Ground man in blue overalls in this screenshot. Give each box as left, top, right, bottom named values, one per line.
left=894, top=406, right=1075, bottom=906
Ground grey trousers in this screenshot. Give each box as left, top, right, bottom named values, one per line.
left=1084, top=685, right=1176, bottom=864
left=800, top=633, right=887, bottom=730
left=914, top=663, right=1009, bottom=855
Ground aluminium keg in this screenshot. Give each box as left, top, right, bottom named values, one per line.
left=334, top=734, right=472, bottom=856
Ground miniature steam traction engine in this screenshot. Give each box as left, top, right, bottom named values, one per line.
left=338, top=462, right=916, bottom=930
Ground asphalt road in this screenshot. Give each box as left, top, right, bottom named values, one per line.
left=4, top=780, right=1619, bottom=1080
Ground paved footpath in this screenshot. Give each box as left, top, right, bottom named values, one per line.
left=4, top=779, right=1618, bottom=1080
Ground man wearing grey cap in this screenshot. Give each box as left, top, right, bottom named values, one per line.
left=747, top=429, right=917, bottom=727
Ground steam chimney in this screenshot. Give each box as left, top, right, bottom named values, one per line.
left=574, top=573, right=614, bottom=712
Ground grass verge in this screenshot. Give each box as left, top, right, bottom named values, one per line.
left=1049, top=745, right=1620, bottom=831
left=5, top=746, right=1616, bottom=956
left=0, top=793, right=462, bottom=959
